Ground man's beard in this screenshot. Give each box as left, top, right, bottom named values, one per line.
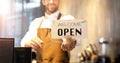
left=45, top=5, right=58, bottom=14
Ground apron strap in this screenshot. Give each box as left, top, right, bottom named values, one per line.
left=57, top=13, right=62, bottom=20
left=39, top=12, right=62, bottom=27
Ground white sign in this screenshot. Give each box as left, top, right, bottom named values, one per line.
left=51, top=20, right=88, bottom=39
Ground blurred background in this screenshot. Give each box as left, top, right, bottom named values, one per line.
left=0, top=0, right=44, bottom=46
left=0, top=0, right=120, bottom=63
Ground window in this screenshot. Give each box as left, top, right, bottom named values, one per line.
left=0, top=0, right=44, bottom=46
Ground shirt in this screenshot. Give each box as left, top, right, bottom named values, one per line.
left=21, top=11, right=80, bottom=47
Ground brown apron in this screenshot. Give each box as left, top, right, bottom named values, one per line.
left=36, top=13, right=70, bottom=63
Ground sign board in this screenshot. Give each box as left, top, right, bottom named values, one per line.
left=51, top=20, right=88, bottom=39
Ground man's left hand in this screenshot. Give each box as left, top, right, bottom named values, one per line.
left=61, top=35, right=76, bottom=51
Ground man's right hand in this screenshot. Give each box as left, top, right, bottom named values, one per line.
left=25, top=37, right=43, bottom=52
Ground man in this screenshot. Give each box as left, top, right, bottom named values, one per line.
left=21, top=0, right=77, bottom=63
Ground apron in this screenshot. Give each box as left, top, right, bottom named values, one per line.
left=36, top=13, right=70, bottom=63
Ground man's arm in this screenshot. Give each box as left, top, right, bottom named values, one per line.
left=21, top=18, right=44, bottom=49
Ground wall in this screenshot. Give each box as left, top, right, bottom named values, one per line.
left=59, top=0, right=120, bottom=63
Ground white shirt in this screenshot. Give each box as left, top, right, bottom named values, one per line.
left=21, top=11, right=77, bottom=47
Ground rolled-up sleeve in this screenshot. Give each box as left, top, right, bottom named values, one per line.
left=21, top=18, right=43, bottom=47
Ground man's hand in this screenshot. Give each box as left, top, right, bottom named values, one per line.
left=61, top=35, right=76, bottom=51
left=25, top=37, right=43, bottom=52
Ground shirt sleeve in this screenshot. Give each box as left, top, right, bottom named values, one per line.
left=60, top=15, right=75, bottom=20
left=20, top=17, right=43, bottom=47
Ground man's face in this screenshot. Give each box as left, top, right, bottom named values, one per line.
left=42, top=0, right=60, bottom=14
